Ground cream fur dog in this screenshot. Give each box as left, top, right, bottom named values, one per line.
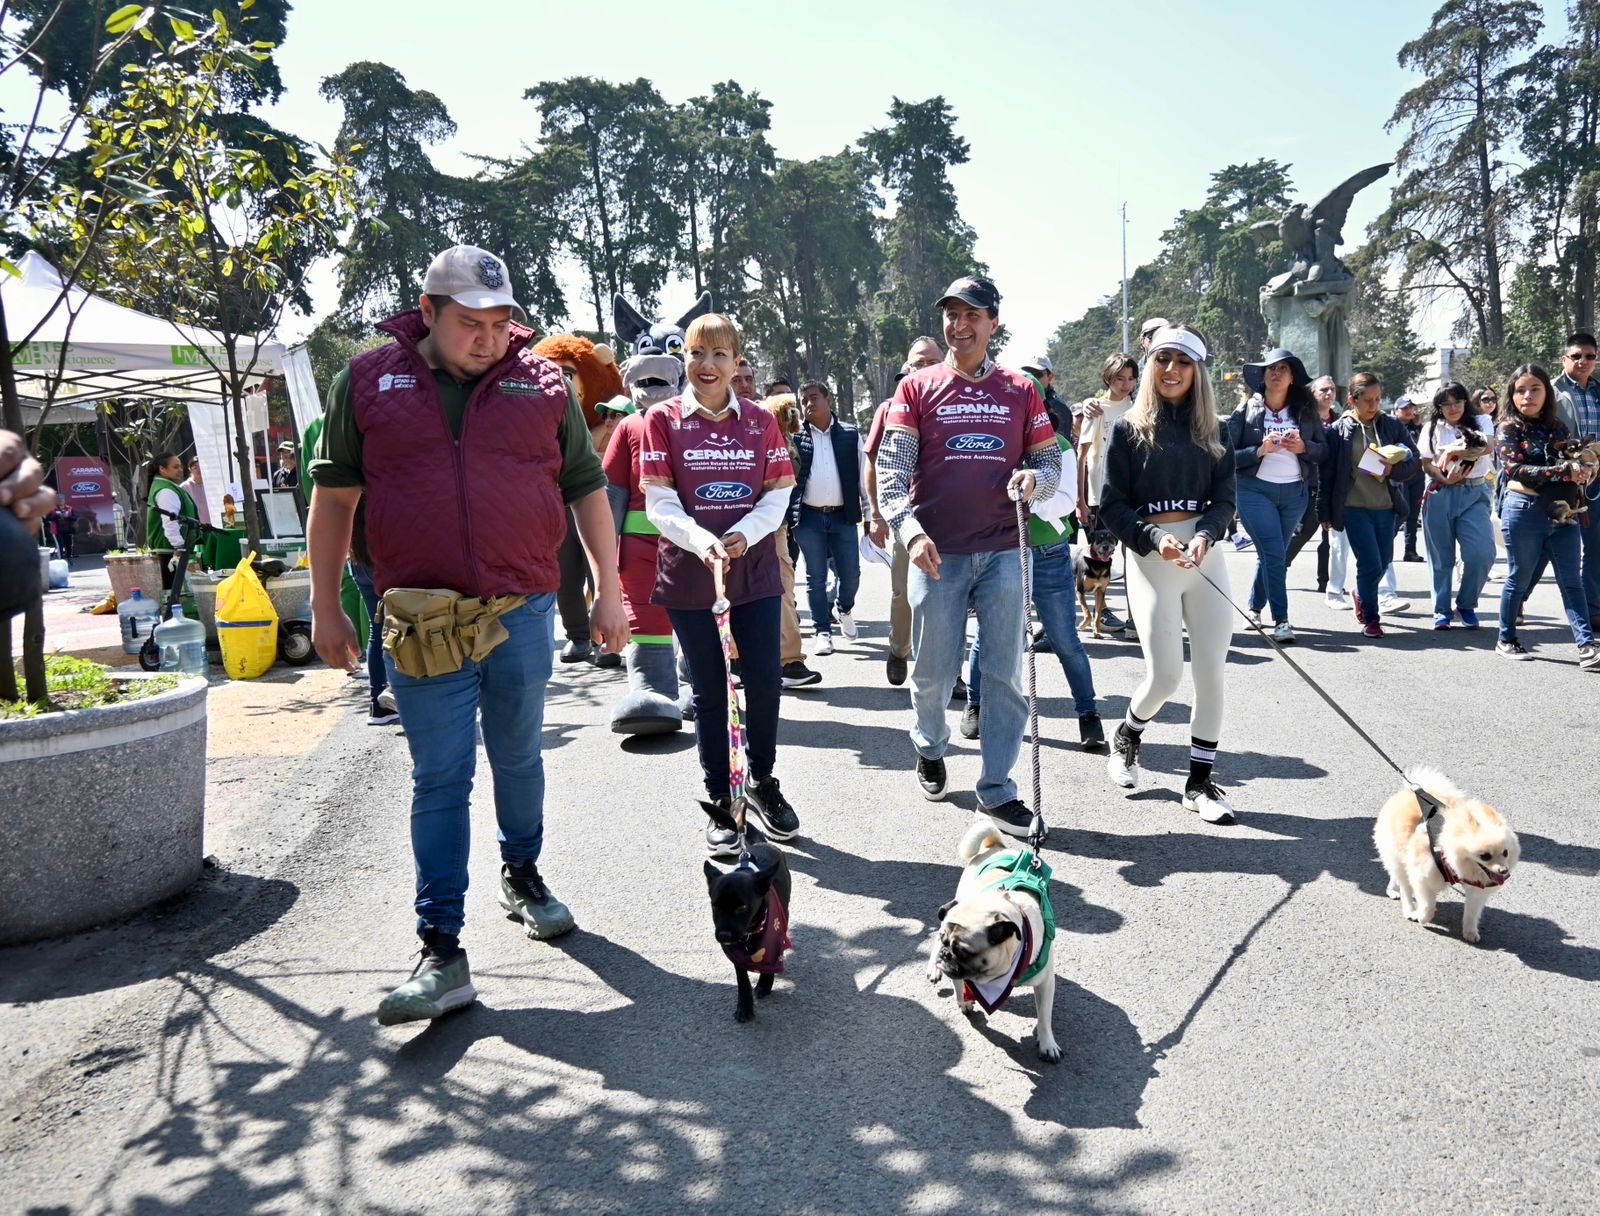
left=926, top=820, right=1060, bottom=1062
left=1374, top=767, right=1519, bottom=944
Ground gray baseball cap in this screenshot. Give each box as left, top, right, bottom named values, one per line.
left=422, top=245, right=526, bottom=321
left=1021, top=354, right=1054, bottom=374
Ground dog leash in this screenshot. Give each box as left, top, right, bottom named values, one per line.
left=1171, top=537, right=1456, bottom=861
left=1012, top=493, right=1048, bottom=863
left=711, top=563, right=755, bottom=868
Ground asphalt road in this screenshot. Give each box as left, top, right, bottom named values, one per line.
left=3, top=541, right=1598, bottom=1215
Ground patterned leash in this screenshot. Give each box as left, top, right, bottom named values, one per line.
left=1013, top=492, right=1047, bottom=862
left=712, top=563, right=752, bottom=864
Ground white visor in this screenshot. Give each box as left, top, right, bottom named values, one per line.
left=1147, top=326, right=1208, bottom=364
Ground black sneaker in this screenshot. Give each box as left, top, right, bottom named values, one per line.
left=1078, top=712, right=1106, bottom=751
left=959, top=703, right=981, bottom=739
left=886, top=651, right=908, bottom=686
left=1100, top=609, right=1126, bottom=631
left=949, top=676, right=967, bottom=704
left=917, top=755, right=948, bottom=801
left=1030, top=625, right=1052, bottom=654
left=560, top=637, right=593, bottom=663
left=703, top=800, right=767, bottom=859
left=782, top=661, right=822, bottom=688
left=591, top=648, right=621, bottom=669
left=980, top=799, right=1034, bottom=840
left=747, top=775, right=800, bottom=840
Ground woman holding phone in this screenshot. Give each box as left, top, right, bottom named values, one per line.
left=1226, top=348, right=1327, bottom=642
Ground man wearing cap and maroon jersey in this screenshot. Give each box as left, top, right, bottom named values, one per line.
left=875, top=276, right=1061, bottom=835
left=308, top=244, right=628, bottom=1027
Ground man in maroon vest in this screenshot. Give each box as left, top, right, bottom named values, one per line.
left=308, top=245, right=627, bottom=1026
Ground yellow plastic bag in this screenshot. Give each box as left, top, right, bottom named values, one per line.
left=215, top=550, right=278, bottom=679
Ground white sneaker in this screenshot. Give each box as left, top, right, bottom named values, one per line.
left=1378, top=593, right=1410, bottom=615
left=1271, top=622, right=1296, bottom=644
left=1183, top=781, right=1238, bottom=824
left=1246, top=608, right=1262, bottom=627
left=1325, top=590, right=1347, bottom=609
left=814, top=633, right=834, bottom=656
left=1106, top=730, right=1140, bottom=789
left=839, top=611, right=858, bottom=640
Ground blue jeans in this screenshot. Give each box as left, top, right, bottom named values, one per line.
left=910, top=549, right=1025, bottom=808
left=669, top=596, right=782, bottom=801
left=1237, top=478, right=1308, bottom=623
left=385, top=594, right=557, bottom=938
left=968, top=541, right=1097, bottom=716
left=1342, top=508, right=1397, bottom=623
left=350, top=561, right=386, bottom=702
left=1498, top=492, right=1593, bottom=645
left=1422, top=481, right=1494, bottom=618
left=794, top=506, right=861, bottom=635
left=1583, top=511, right=1600, bottom=622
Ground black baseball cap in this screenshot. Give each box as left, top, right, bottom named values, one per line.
left=935, top=276, right=1000, bottom=313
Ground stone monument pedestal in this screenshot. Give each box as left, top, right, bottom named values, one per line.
left=1261, top=278, right=1353, bottom=391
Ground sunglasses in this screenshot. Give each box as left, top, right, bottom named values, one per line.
left=1566, top=352, right=1597, bottom=362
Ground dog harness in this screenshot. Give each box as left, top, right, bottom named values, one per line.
left=960, top=850, right=1056, bottom=1012
left=720, top=887, right=792, bottom=976
left=1416, top=786, right=1508, bottom=891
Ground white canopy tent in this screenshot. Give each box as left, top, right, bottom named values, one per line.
left=3, top=250, right=292, bottom=525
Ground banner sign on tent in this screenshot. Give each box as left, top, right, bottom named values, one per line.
left=53, top=457, right=116, bottom=527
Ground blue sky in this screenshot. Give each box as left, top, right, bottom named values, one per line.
left=43, top=1, right=1590, bottom=360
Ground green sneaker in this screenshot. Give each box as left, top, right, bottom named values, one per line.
left=377, top=935, right=477, bottom=1026
left=499, top=862, right=575, bottom=940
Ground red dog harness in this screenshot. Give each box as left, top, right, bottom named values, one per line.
left=720, top=888, right=792, bottom=975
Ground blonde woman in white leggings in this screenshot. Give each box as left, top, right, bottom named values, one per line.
left=1096, top=325, right=1240, bottom=824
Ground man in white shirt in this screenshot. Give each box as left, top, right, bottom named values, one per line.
left=793, top=380, right=870, bottom=655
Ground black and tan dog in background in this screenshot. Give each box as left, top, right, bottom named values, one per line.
left=1074, top=526, right=1118, bottom=638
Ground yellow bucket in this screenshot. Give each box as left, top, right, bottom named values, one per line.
left=215, top=551, right=279, bottom=679
left=217, top=618, right=277, bottom=680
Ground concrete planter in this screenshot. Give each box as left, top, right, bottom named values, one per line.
left=105, top=551, right=165, bottom=604
left=0, top=675, right=208, bottom=945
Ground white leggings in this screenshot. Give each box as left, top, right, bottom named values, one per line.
left=1125, top=518, right=1233, bottom=742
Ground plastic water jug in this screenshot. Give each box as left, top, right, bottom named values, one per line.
left=48, top=558, right=69, bottom=589
left=118, top=587, right=161, bottom=655
left=154, top=605, right=208, bottom=676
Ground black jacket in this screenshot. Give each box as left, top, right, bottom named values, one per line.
left=1226, top=396, right=1328, bottom=488
left=1100, top=405, right=1236, bottom=556
left=1319, top=413, right=1422, bottom=530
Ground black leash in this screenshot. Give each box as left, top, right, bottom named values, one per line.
left=1172, top=538, right=1452, bottom=860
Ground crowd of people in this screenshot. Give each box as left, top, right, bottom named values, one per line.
left=285, top=241, right=1599, bottom=1025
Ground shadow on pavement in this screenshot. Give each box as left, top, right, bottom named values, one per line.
left=0, top=869, right=299, bottom=1004
left=57, top=927, right=1174, bottom=1213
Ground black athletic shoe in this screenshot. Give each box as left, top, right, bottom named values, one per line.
left=959, top=703, right=981, bottom=739
left=917, top=755, right=948, bottom=801
left=703, top=801, right=767, bottom=859
left=591, top=648, right=621, bottom=669
left=560, top=638, right=593, bottom=663
left=781, top=661, right=822, bottom=689
left=949, top=676, right=967, bottom=704
left=1078, top=712, right=1106, bottom=751
left=981, top=799, right=1034, bottom=840
left=886, top=651, right=908, bottom=686
left=747, top=775, right=800, bottom=840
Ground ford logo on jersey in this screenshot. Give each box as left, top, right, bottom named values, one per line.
left=947, top=433, right=1005, bottom=453
left=696, top=481, right=754, bottom=503
left=71, top=480, right=103, bottom=495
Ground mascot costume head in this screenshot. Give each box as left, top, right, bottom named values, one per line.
left=603, top=290, right=714, bottom=736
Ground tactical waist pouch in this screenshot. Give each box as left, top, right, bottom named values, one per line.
left=380, top=588, right=527, bottom=679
